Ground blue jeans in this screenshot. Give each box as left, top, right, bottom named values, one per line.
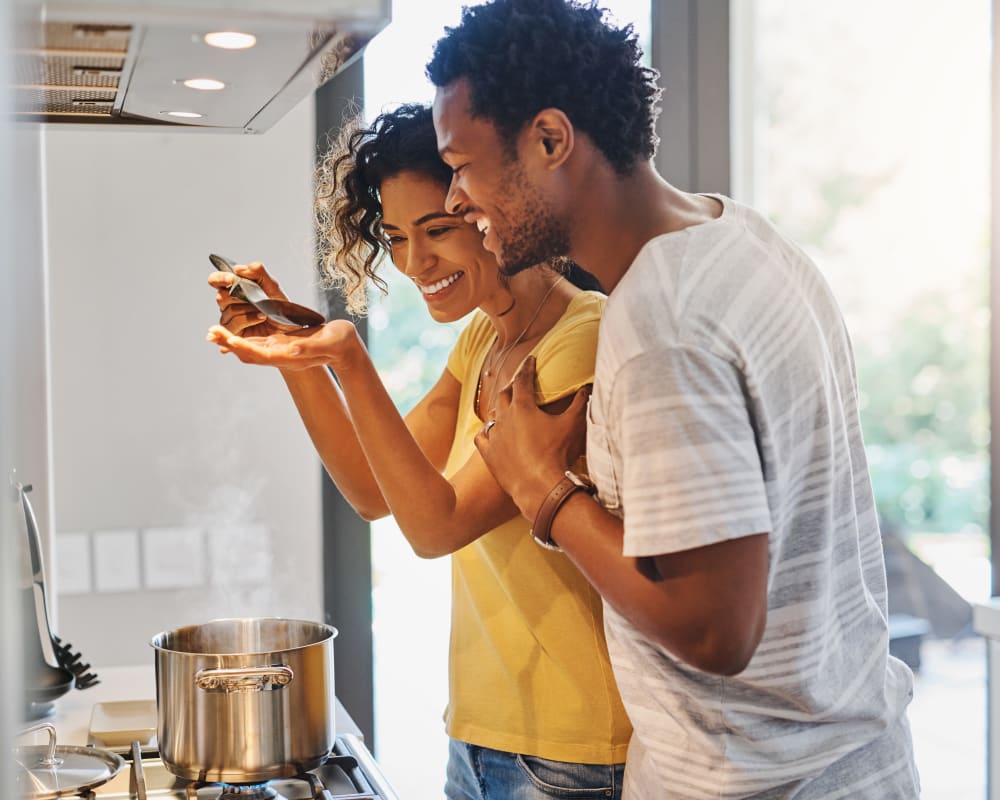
left=444, top=739, right=624, bottom=799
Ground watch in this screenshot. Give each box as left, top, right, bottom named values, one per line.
left=530, top=470, right=597, bottom=551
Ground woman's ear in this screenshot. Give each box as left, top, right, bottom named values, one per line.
left=528, top=108, right=574, bottom=169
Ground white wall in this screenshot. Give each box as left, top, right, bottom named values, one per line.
left=43, top=101, right=324, bottom=665
left=2, top=0, right=30, bottom=792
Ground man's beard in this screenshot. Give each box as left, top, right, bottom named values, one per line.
left=493, top=168, right=570, bottom=275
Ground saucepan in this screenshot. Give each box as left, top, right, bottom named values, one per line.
left=150, top=617, right=337, bottom=783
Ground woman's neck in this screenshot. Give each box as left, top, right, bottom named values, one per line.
left=484, top=268, right=576, bottom=347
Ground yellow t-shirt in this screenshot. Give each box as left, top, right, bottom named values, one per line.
left=443, top=290, right=631, bottom=764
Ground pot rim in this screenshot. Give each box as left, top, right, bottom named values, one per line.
left=149, top=616, right=338, bottom=656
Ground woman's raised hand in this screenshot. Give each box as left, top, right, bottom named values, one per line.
left=208, top=260, right=294, bottom=338
left=207, top=318, right=363, bottom=372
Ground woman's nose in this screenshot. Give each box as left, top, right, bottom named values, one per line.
left=403, top=239, right=435, bottom=277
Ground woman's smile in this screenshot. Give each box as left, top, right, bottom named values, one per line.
left=418, top=270, right=465, bottom=299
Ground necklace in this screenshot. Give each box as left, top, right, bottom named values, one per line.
left=477, top=276, right=564, bottom=413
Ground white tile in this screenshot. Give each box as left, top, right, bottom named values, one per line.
left=92, top=529, right=141, bottom=592
left=141, top=526, right=206, bottom=589
left=56, top=532, right=91, bottom=594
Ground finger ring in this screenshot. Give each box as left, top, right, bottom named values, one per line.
left=482, top=419, right=497, bottom=437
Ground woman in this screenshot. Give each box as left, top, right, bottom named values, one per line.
left=206, top=104, right=630, bottom=799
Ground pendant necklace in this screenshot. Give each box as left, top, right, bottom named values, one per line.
left=477, top=276, right=564, bottom=413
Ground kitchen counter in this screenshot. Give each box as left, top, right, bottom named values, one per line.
left=18, top=664, right=362, bottom=748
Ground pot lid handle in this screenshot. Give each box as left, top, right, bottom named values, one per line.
left=15, top=723, right=125, bottom=799
left=18, top=723, right=62, bottom=767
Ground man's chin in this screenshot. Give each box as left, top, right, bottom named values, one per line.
left=489, top=234, right=560, bottom=276
left=493, top=244, right=541, bottom=276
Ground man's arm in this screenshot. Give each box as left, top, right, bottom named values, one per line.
left=475, top=356, right=769, bottom=676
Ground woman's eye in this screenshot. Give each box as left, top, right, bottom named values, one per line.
left=386, top=235, right=405, bottom=246
left=427, top=227, right=453, bottom=238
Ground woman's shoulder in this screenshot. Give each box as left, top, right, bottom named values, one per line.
left=535, top=291, right=604, bottom=365
left=549, top=290, right=606, bottom=336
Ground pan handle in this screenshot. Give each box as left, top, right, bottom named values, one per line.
left=195, top=665, right=294, bottom=693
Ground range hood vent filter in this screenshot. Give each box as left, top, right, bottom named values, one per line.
left=14, top=2, right=389, bottom=133
left=16, top=23, right=129, bottom=119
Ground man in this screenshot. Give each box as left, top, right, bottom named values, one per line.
left=426, top=1, right=920, bottom=798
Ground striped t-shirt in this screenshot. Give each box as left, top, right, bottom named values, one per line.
left=587, top=195, right=918, bottom=799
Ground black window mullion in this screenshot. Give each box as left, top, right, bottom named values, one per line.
left=313, top=58, right=375, bottom=748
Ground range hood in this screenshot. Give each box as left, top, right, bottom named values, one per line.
left=14, top=0, right=390, bottom=132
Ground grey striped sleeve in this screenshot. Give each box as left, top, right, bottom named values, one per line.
left=610, top=344, right=772, bottom=558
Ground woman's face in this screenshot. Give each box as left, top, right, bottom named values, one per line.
left=380, top=170, right=507, bottom=323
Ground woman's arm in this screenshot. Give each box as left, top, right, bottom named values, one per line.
left=208, top=262, right=459, bottom=524
left=208, top=320, right=520, bottom=557
left=333, top=334, right=521, bottom=556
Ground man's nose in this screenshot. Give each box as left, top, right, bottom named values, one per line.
left=444, top=177, right=468, bottom=216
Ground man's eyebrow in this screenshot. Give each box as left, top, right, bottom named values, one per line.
left=382, top=211, right=458, bottom=231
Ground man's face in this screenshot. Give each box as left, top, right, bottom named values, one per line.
left=432, top=79, right=569, bottom=275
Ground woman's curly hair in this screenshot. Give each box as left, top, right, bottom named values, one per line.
left=426, top=0, right=661, bottom=175
left=314, top=103, right=452, bottom=315
left=315, top=101, right=604, bottom=313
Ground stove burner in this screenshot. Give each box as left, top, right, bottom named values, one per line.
left=89, top=734, right=396, bottom=799
left=216, top=783, right=283, bottom=800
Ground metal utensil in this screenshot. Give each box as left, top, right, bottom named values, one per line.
left=209, top=253, right=326, bottom=328
left=15, top=722, right=125, bottom=799
left=15, top=476, right=98, bottom=690
left=12, top=474, right=81, bottom=715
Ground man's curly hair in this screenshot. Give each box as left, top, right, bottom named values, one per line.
left=314, top=103, right=452, bottom=315
left=426, top=0, right=661, bottom=174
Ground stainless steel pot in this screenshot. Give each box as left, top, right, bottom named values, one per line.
left=150, top=617, right=337, bottom=783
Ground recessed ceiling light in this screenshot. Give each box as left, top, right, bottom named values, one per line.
left=182, top=78, right=226, bottom=91
left=204, top=31, right=257, bottom=50
left=163, top=110, right=203, bottom=118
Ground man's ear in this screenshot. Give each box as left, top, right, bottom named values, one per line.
left=526, top=108, right=574, bottom=169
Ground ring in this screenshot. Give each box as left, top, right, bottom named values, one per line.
left=482, top=419, right=497, bottom=437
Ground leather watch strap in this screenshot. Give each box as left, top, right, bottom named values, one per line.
left=530, top=470, right=596, bottom=551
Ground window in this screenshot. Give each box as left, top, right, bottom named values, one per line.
left=361, top=2, right=650, bottom=794
left=739, top=3, right=990, bottom=796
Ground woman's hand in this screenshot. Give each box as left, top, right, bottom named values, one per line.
left=208, top=260, right=298, bottom=337
left=207, top=318, right=363, bottom=372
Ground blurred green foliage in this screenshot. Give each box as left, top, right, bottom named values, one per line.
left=368, top=267, right=468, bottom=415
left=855, top=285, right=989, bottom=533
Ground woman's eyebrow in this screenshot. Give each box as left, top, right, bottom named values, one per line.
left=384, top=211, right=459, bottom=232
left=414, top=211, right=460, bottom=226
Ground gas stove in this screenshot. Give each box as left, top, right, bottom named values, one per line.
left=84, top=734, right=399, bottom=800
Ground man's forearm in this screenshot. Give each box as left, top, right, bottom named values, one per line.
left=544, top=491, right=769, bottom=675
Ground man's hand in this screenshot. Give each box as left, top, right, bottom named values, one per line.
left=474, top=355, right=590, bottom=521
